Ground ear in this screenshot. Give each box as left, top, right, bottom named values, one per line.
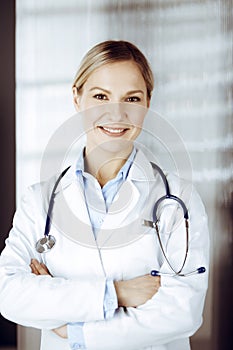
left=147, top=96, right=151, bottom=108
left=72, top=86, right=80, bottom=111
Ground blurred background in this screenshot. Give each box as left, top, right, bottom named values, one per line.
left=0, top=0, right=232, bottom=349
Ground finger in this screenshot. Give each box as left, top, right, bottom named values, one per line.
left=31, top=258, right=40, bottom=266
left=41, top=262, right=49, bottom=272
left=41, top=263, right=51, bottom=275
left=30, top=263, right=39, bottom=275
left=31, top=259, right=51, bottom=276
left=36, top=265, right=49, bottom=275
left=31, top=259, right=49, bottom=275
left=30, top=262, right=42, bottom=275
left=52, top=325, right=68, bottom=339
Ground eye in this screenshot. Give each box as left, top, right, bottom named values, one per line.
left=125, top=96, right=141, bottom=103
left=93, top=93, right=108, bottom=101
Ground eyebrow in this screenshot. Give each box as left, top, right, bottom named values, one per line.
left=89, top=87, right=145, bottom=95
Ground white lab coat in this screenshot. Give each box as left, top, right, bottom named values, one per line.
left=0, top=149, right=209, bottom=350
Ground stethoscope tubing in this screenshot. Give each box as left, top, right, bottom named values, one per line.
left=44, top=166, right=71, bottom=237
left=152, top=194, right=189, bottom=222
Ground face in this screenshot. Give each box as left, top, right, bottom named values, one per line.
left=73, top=61, right=149, bottom=156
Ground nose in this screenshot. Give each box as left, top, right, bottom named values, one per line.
left=108, top=103, right=126, bottom=122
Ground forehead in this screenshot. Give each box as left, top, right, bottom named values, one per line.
left=84, top=61, right=147, bottom=90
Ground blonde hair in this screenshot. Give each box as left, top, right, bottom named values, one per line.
left=73, top=40, right=154, bottom=100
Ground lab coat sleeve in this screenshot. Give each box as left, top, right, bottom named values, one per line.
left=0, top=186, right=106, bottom=330
left=82, top=185, right=210, bottom=349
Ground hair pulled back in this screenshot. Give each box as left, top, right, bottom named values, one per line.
left=73, top=40, right=154, bottom=100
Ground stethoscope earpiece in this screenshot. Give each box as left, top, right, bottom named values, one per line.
left=150, top=266, right=206, bottom=277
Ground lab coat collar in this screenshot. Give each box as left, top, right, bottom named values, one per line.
left=55, top=147, right=156, bottom=195
left=127, top=148, right=156, bottom=182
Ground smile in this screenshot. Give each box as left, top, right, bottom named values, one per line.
left=98, top=126, right=129, bottom=136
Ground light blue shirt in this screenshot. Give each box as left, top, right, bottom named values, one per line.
left=67, top=148, right=136, bottom=350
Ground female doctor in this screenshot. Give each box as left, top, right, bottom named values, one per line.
left=0, top=40, right=209, bottom=350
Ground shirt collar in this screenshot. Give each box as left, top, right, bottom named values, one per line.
left=75, top=147, right=136, bottom=182
left=75, top=148, right=85, bottom=175
left=57, top=147, right=156, bottom=195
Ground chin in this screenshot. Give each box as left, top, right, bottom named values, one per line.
left=94, top=139, right=134, bottom=156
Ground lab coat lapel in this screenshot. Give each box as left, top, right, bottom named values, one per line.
left=97, top=149, right=155, bottom=248
left=62, top=181, right=90, bottom=224
left=101, top=148, right=155, bottom=226
left=52, top=174, right=96, bottom=247
left=103, top=180, right=140, bottom=227
left=96, top=179, right=140, bottom=247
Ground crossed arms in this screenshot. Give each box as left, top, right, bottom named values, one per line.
left=30, top=258, right=161, bottom=338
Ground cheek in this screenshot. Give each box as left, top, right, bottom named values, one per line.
left=81, top=106, right=102, bottom=133
left=127, top=105, right=147, bottom=129
left=78, top=91, right=96, bottom=111
left=81, top=114, right=93, bottom=134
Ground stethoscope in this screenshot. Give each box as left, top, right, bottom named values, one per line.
left=35, top=166, right=70, bottom=254
left=35, top=163, right=206, bottom=277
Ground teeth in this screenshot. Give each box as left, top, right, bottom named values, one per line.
left=102, top=127, right=125, bottom=134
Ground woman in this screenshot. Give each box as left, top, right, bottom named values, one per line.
left=0, top=40, right=209, bottom=350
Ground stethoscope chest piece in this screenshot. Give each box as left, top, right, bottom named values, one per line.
left=35, top=235, right=56, bottom=253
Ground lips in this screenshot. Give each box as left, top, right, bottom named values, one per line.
left=98, top=126, right=130, bottom=137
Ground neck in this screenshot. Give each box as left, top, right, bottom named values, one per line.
left=84, top=145, right=133, bottom=187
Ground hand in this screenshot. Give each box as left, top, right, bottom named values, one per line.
left=114, top=274, right=160, bottom=308
left=30, top=259, right=52, bottom=276
left=52, top=324, right=68, bottom=338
